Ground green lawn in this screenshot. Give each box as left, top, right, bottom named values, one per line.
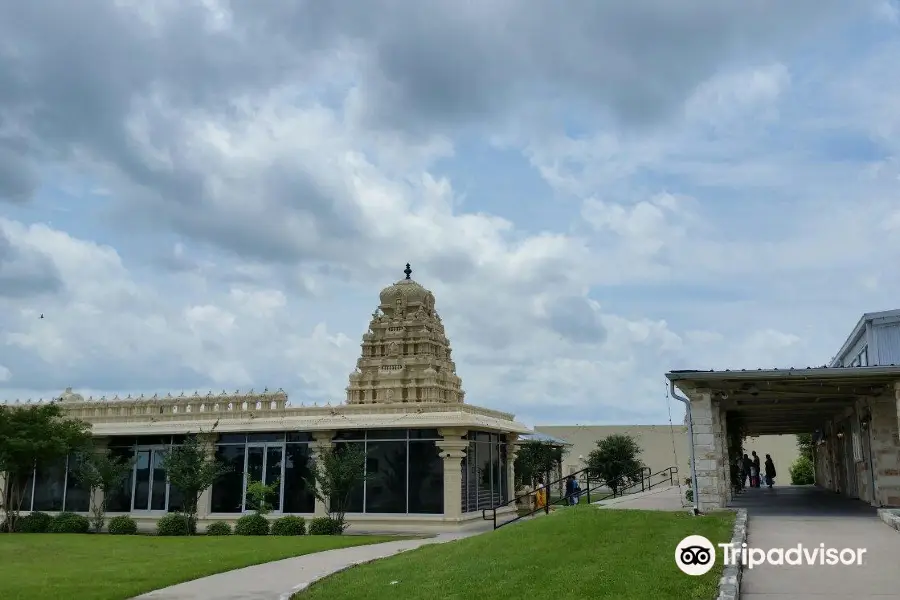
left=297, top=508, right=734, bottom=600
left=0, top=533, right=399, bottom=600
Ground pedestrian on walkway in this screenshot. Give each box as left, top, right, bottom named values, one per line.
left=752, top=451, right=762, bottom=487
left=564, top=475, right=576, bottom=505
left=742, top=453, right=753, bottom=488
left=764, top=454, right=776, bottom=488
left=535, top=477, right=547, bottom=510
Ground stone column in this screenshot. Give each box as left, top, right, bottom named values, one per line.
left=505, top=434, right=518, bottom=503
left=311, top=431, right=336, bottom=517
left=196, top=433, right=217, bottom=519
left=870, top=386, right=900, bottom=506
left=691, top=390, right=727, bottom=511
left=437, top=428, right=468, bottom=520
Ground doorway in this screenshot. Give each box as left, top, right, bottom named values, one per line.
left=243, top=443, right=284, bottom=512
left=131, top=446, right=169, bottom=512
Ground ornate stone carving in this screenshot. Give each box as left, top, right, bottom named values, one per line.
left=345, top=265, right=466, bottom=406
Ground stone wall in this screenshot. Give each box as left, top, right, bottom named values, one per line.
left=690, top=390, right=727, bottom=511
left=871, top=393, right=900, bottom=506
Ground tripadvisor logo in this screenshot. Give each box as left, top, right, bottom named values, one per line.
left=675, top=535, right=868, bottom=575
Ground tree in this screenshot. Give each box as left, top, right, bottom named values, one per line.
left=159, top=427, right=230, bottom=535
left=789, top=455, right=815, bottom=485
left=246, top=478, right=279, bottom=516
left=0, top=403, right=91, bottom=532
left=513, top=440, right=566, bottom=488
left=796, top=434, right=814, bottom=462
left=586, top=434, right=643, bottom=495
left=72, top=447, right=134, bottom=532
left=305, top=444, right=367, bottom=532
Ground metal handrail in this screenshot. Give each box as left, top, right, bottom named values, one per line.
left=485, top=465, right=679, bottom=530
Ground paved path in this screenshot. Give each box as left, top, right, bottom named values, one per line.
left=732, top=485, right=900, bottom=599
left=593, top=484, right=686, bottom=511
left=134, top=533, right=474, bottom=600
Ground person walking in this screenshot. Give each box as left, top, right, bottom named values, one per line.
left=564, top=475, right=576, bottom=506
left=764, top=454, right=777, bottom=488
left=742, top=454, right=753, bottom=488
left=535, top=477, right=547, bottom=511
left=752, top=451, right=762, bottom=488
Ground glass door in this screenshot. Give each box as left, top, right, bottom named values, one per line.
left=132, top=446, right=170, bottom=512
left=243, top=444, right=284, bottom=512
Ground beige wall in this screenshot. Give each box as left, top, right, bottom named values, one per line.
left=534, top=425, right=800, bottom=484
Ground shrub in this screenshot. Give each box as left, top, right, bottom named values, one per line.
left=790, top=456, right=815, bottom=485
left=308, top=516, right=343, bottom=536
left=107, top=515, right=138, bottom=535
left=234, top=513, right=269, bottom=536
left=206, top=521, right=232, bottom=536
left=271, top=516, right=306, bottom=536
left=157, top=513, right=194, bottom=536
left=685, top=489, right=693, bottom=503
left=50, top=512, right=91, bottom=534
left=18, top=512, right=53, bottom=533
left=684, top=477, right=692, bottom=486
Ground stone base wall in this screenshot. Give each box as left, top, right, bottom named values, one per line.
left=871, top=395, right=900, bottom=506
left=690, top=390, right=728, bottom=511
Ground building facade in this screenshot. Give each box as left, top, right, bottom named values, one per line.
left=1, top=268, right=530, bottom=532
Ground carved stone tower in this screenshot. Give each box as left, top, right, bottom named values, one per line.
left=346, top=264, right=465, bottom=405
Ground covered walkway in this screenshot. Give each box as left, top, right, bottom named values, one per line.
left=733, top=485, right=900, bottom=599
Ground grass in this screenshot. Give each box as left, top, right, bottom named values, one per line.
left=0, top=533, right=400, bottom=600
left=297, top=508, right=735, bottom=600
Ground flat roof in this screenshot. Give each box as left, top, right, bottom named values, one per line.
left=666, top=365, right=900, bottom=436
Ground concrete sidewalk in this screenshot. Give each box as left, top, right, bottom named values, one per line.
left=733, top=486, right=900, bottom=599
left=134, top=533, right=473, bottom=600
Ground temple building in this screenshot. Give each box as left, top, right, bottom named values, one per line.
left=2, top=266, right=530, bottom=532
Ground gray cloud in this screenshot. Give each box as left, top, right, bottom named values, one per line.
left=0, top=0, right=866, bottom=267
left=0, top=229, right=62, bottom=298
left=544, top=296, right=607, bottom=344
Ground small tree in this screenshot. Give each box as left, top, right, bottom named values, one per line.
left=796, top=434, right=814, bottom=462
left=246, top=479, right=279, bottom=516
left=586, top=434, right=643, bottom=495
left=789, top=456, right=815, bottom=485
left=160, top=426, right=230, bottom=535
left=0, top=403, right=92, bottom=532
left=306, top=444, right=366, bottom=532
left=514, top=440, right=566, bottom=488
left=72, top=447, right=134, bottom=532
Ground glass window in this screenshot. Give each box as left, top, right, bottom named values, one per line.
left=32, top=459, right=67, bottom=512
left=150, top=450, right=167, bottom=511
left=247, top=432, right=285, bottom=443
left=211, top=445, right=246, bottom=513
left=334, top=430, right=366, bottom=441
left=64, top=454, right=91, bottom=512
left=217, top=433, right=247, bottom=444
left=264, top=445, right=284, bottom=511
left=107, top=436, right=135, bottom=448
left=409, top=429, right=440, bottom=440
left=105, top=446, right=135, bottom=512
left=283, top=444, right=315, bottom=513
left=490, top=441, right=502, bottom=506
left=477, top=441, right=492, bottom=510
left=334, top=442, right=365, bottom=512
left=366, top=429, right=407, bottom=441
left=499, top=443, right=508, bottom=504
left=364, top=441, right=407, bottom=513
left=465, top=442, right=478, bottom=512
left=408, top=441, right=443, bottom=514
left=287, top=432, right=313, bottom=443
left=136, top=436, right=171, bottom=446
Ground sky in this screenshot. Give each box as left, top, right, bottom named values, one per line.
left=2, top=1, right=900, bottom=427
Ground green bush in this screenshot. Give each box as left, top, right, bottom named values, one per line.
left=107, top=515, right=138, bottom=535
left=206, top=521, right=232, bottom=536
left=156, top=513, right=194, bottom=536
left=685, top=489, right=693, bottom=503
left=790, top=456, right=815, bottom=485
left=18, top=512, right=54, bottom=533
left=308, top=516, right=343, bottom=536
left=271, top=516, right=306, bottom=536
left=50, top=512, right=91, bottom=534
left=234, top=513, right=269, bottom=536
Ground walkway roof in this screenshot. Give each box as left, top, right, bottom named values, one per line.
left=666, top=365, right=900, bottom=435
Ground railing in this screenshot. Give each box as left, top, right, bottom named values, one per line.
left=481, top=465, right=678, bottom=530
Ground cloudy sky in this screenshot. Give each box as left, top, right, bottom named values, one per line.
left=2, top=1, right=900, bottom=427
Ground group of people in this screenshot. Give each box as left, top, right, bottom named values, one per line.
left=531, top=475, right=583, bottom=510
left=740, top=450, right=777, bottom=489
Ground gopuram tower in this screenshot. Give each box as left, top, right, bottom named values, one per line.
left=346, top=264, right=465, bottom=405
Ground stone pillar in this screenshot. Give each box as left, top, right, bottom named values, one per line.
left=311, top=431, right=336, bottom=517
left=869, top=387, right=900, bottom=506
left=437, top=428, right=468, bottom=520
left=691, top=390, right=727, bottom=511
left=505, top=434, right=518, bottom=502
left=196, top=433, right=217, bottom=518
